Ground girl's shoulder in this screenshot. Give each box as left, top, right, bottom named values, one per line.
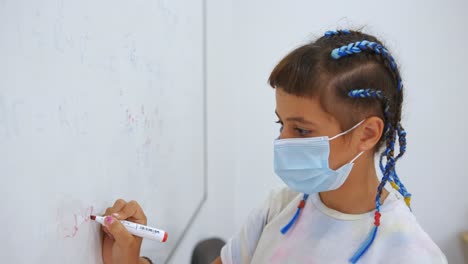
left=263, top=187, right=302, bottom=223
left=376, top=192, right=448, bottom=264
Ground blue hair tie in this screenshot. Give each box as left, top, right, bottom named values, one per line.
left=324, top=29, right=351, bottom=37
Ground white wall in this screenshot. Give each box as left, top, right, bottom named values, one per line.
left=168, top=0, right=237, bottom=263
left=170, top=1, right=468, bottom=263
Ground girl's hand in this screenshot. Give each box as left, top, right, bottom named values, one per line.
left=101, top=199, right=148, bottom=264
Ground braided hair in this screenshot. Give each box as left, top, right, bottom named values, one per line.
left=269, top=29, right=411, bottom=263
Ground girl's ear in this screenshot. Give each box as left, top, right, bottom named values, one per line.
left=358, top=117, right=384, bottom=151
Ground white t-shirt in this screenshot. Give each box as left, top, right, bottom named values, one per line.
left=221, top=188, right=446, bottom=264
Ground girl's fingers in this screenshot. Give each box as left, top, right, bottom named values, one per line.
left=106, top=233, right=114, bottom=240
left=103, top=199, right=128, bottom=215
left=102, top=226, right=114, bottom=240
left=113, top=200, right=147, bottom=225
left=104, top=215, right=135, bottom=247
left=111, top=199, right=127, bottom=212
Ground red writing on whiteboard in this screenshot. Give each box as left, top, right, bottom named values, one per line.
left=57, top=206, right=94, bottom=239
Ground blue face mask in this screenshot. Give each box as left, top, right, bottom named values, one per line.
left=274, top=120, right=365, bottom=194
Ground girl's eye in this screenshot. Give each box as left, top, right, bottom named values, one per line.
left=295, top=127, right=311, bottom=136
left=275, top=120, right=284, bottom=132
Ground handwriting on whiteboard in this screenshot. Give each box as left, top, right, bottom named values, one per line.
left=57, top=206, right=94, bottom=239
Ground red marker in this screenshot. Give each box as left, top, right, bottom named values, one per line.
left=91, top=215, right=168, bottom=242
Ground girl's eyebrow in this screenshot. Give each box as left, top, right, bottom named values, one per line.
left=275, top=110, right=316, bottom=126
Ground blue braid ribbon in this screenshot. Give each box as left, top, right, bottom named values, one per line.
left=348, top=89, right=384, bottom=99
left=349, top=149, right=395, bottom=263
left=331, top=40, right=402, bottom=91
left=280, top=193, right=309, bottom=234
left=348, top=88, right=391, bottom=132
left=349, top=226, right=379, bottom=263
left=346, top=87, right=411, bottom=262
left=324, top=29, right=351, bottom=37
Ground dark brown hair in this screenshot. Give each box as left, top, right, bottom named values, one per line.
left=269, top=30, right=402, bottom=151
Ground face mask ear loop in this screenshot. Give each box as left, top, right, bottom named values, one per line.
left=350, top=151, right=365, bottom=164
left=329, top=119, right=366, bottom=141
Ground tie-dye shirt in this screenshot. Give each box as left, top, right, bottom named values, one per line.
left=221, top=188, right=446, bottom=264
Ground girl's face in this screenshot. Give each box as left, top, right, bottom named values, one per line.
left=275, top=88, right=361, bottom=170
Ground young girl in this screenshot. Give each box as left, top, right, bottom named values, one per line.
left=100, top=29, right=447, bottom=264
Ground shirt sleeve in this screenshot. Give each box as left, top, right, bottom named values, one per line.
left=220, top=192, right=274, bottom=264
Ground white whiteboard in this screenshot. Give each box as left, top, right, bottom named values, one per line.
left=0, top=0, right=206, bottom=263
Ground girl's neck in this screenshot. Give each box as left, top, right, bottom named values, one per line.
left=319, top=156, right=389, bottom=214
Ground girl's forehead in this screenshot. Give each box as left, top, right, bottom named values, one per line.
left=275, top=89, right=323, bottom=115
left=275, top=88, right=339, bottom=127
